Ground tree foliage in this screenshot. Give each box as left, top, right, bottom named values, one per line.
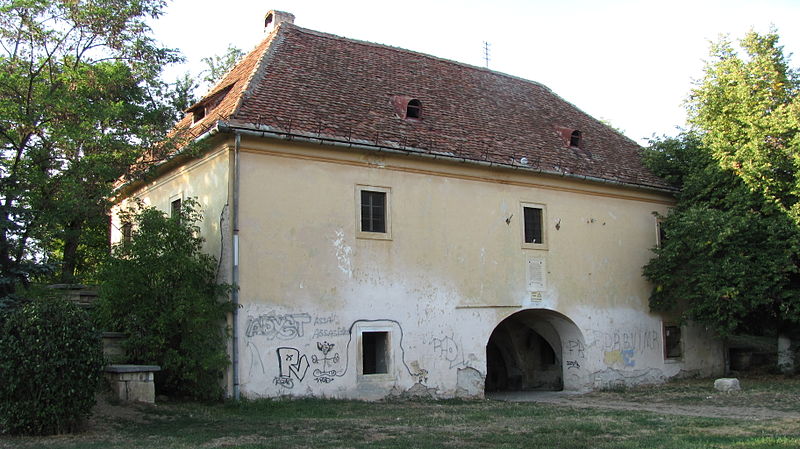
left=200, top=44, right=244, bottom=87
left=642, top=30, right=800, bottom=339
left=0, top=297, right=103, bottom=435
left=94, top=199, right=233, bottom=400
left=642, top=133, right=800, bottom=336
left=0, top=0, right=182, bottom=304
left=688, top=29, right=800, bottom=220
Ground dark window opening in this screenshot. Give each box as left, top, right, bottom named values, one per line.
left=524, top=206, right=543, bottom=244
left=664, top=325, right=682, bottom=359
left=570, top=130, right=582, bottom=147
left=360, top=190, right=386, bottom=233
left=362, top=331, right=389, bottom=374
left=406, top=99, right=421, bottom=119
left=121, top=222, right=132, bottom=243
left=657, top=221, right=667, bottom=248
left=192, top=107, right=206, bottom=124
left=171, top=198, right=182, bottom=222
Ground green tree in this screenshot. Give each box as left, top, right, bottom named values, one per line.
left=688, top=29, right=800, bottom=220
left=0, top=0, right=182, bottom=305
left=200, top=44, right=244, bottom=86
left=643, top=134, right=800, bottom=337
left=94, top=198, right=233, bottom=400
left=644, top=29, right=800, bottom=373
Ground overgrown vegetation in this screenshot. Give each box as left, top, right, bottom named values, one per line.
left=0, top=298, right=103, bottom=435
left=94, top=199, right=233, bottom=401
left=642, top=30, right=800, bottom=352
left=0, top=0, right=187, bottom=305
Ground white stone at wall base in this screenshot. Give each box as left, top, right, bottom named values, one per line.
left=714, top=378, right=741, bottom=392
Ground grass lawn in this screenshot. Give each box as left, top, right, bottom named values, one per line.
left=2, top=376, right=799, bottom=449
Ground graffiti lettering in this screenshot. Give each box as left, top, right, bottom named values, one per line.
left=315, top=376, right=334, bottom=383
left=275, top=347, right=310, bottom=388
left=593, top=328, right=658, bottom=353
left=566, top=360, right=581, bottom=370
left=312, top=327, right=349, bottom=339
left=314, top=314, right=337, bottom=325
left=567, top=339, right=585, bottom=359
left=246, top=312, right=311, bottom=339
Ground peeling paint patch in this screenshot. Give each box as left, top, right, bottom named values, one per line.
left=455, top=367, right=484, bottom=398
left=332, top=229, right=353, bottom=277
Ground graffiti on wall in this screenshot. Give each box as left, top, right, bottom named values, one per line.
left=566, top=360, right=581, bottom=370
left=592, top=328, right=658, bottom=369
left=274, top=347, right=310, bottom=388
left=567, top=339, right=585, bottom=359
left=593, top=328, right=658, bottom=353
left=246, top=312, right=311, bottom=339
left=431, top=335, right=467, bottom=369
left=255, top=316, right=422, bottom=389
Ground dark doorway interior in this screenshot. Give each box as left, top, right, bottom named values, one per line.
left=485, top=315, right=562, bottom=392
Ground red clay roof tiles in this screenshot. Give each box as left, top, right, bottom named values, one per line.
left=176, top=23, right=670, bottom=191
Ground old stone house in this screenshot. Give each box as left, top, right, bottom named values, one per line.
left=111, top=10, right=724, bottom=399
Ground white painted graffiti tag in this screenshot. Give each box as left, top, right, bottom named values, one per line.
left=246, top=311, right=311, bottom=339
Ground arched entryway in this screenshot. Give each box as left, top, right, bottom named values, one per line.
left=485, top=309, right=584, bottom=392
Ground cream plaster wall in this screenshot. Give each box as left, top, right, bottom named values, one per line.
left=110, top=146, right=232, bottom=283
left=234, top=137, right=724, bottom=399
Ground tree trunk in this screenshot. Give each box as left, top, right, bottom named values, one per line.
left=60, top=219, right=83, bottom=284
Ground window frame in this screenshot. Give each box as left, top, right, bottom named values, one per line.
left=520, top=202, right=548, bottom=250
left=357, top=326, right=394, bottom=380
left=355, top=185, right=392, bottom=240
left=663, top=323, right=682, bottom=360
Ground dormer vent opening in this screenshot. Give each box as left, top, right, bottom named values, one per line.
left=570, top=130, right=582, bottom=148
left=264, top=10, right=295, bottom=33
left=406, top=99, right=422, bottom=119
left=192, top=107, right=206, bottom=125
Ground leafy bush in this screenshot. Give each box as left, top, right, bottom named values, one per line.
left=95, top=198, right=233, bottom=401
left=0, top=297, right=103, bottom=435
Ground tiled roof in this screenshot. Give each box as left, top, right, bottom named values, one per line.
left=179, top=23, right=671, bottom=191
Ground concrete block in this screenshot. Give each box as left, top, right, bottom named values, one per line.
left=714, top=378, right=741, bottom=392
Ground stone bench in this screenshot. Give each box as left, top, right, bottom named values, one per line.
left=105, top=364, right=161, bottom=403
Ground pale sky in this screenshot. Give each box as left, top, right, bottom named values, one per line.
left=151, top=0, right=800, bottom=145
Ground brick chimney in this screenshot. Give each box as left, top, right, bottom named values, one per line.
left=264, top=10, right=295, bottom=33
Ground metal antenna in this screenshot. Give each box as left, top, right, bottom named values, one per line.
left=483, top=41, right=491, bottom=68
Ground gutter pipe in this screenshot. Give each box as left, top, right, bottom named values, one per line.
left=216, top=122, right=676, bottom=195
left=231, top=132, right=241, bottom=400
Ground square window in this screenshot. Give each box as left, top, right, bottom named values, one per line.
left=362, top=331, right=389, bottom=374
left=361, top=191, right=386, bottom=233
left=121, top=222, right=132, bottom=243
left=170, top=198, right=182, bottom=222
left=521, top=203, right=547, bottom=249
left=664, top=324, right=682, bottom=359
left=356, top=185, right=391, bottom=240
left=656, top=218, right=666, bottom=248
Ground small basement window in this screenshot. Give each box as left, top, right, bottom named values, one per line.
left=664, top=324, right=682, bottom=359
left=362, top=331, right=389, bottom=374
left=406, top=99, right=421, bottom=119
left=570, top=130, right=582, bottom=147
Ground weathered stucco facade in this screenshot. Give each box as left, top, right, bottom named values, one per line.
left=112, top=11, right=723, bottom=399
